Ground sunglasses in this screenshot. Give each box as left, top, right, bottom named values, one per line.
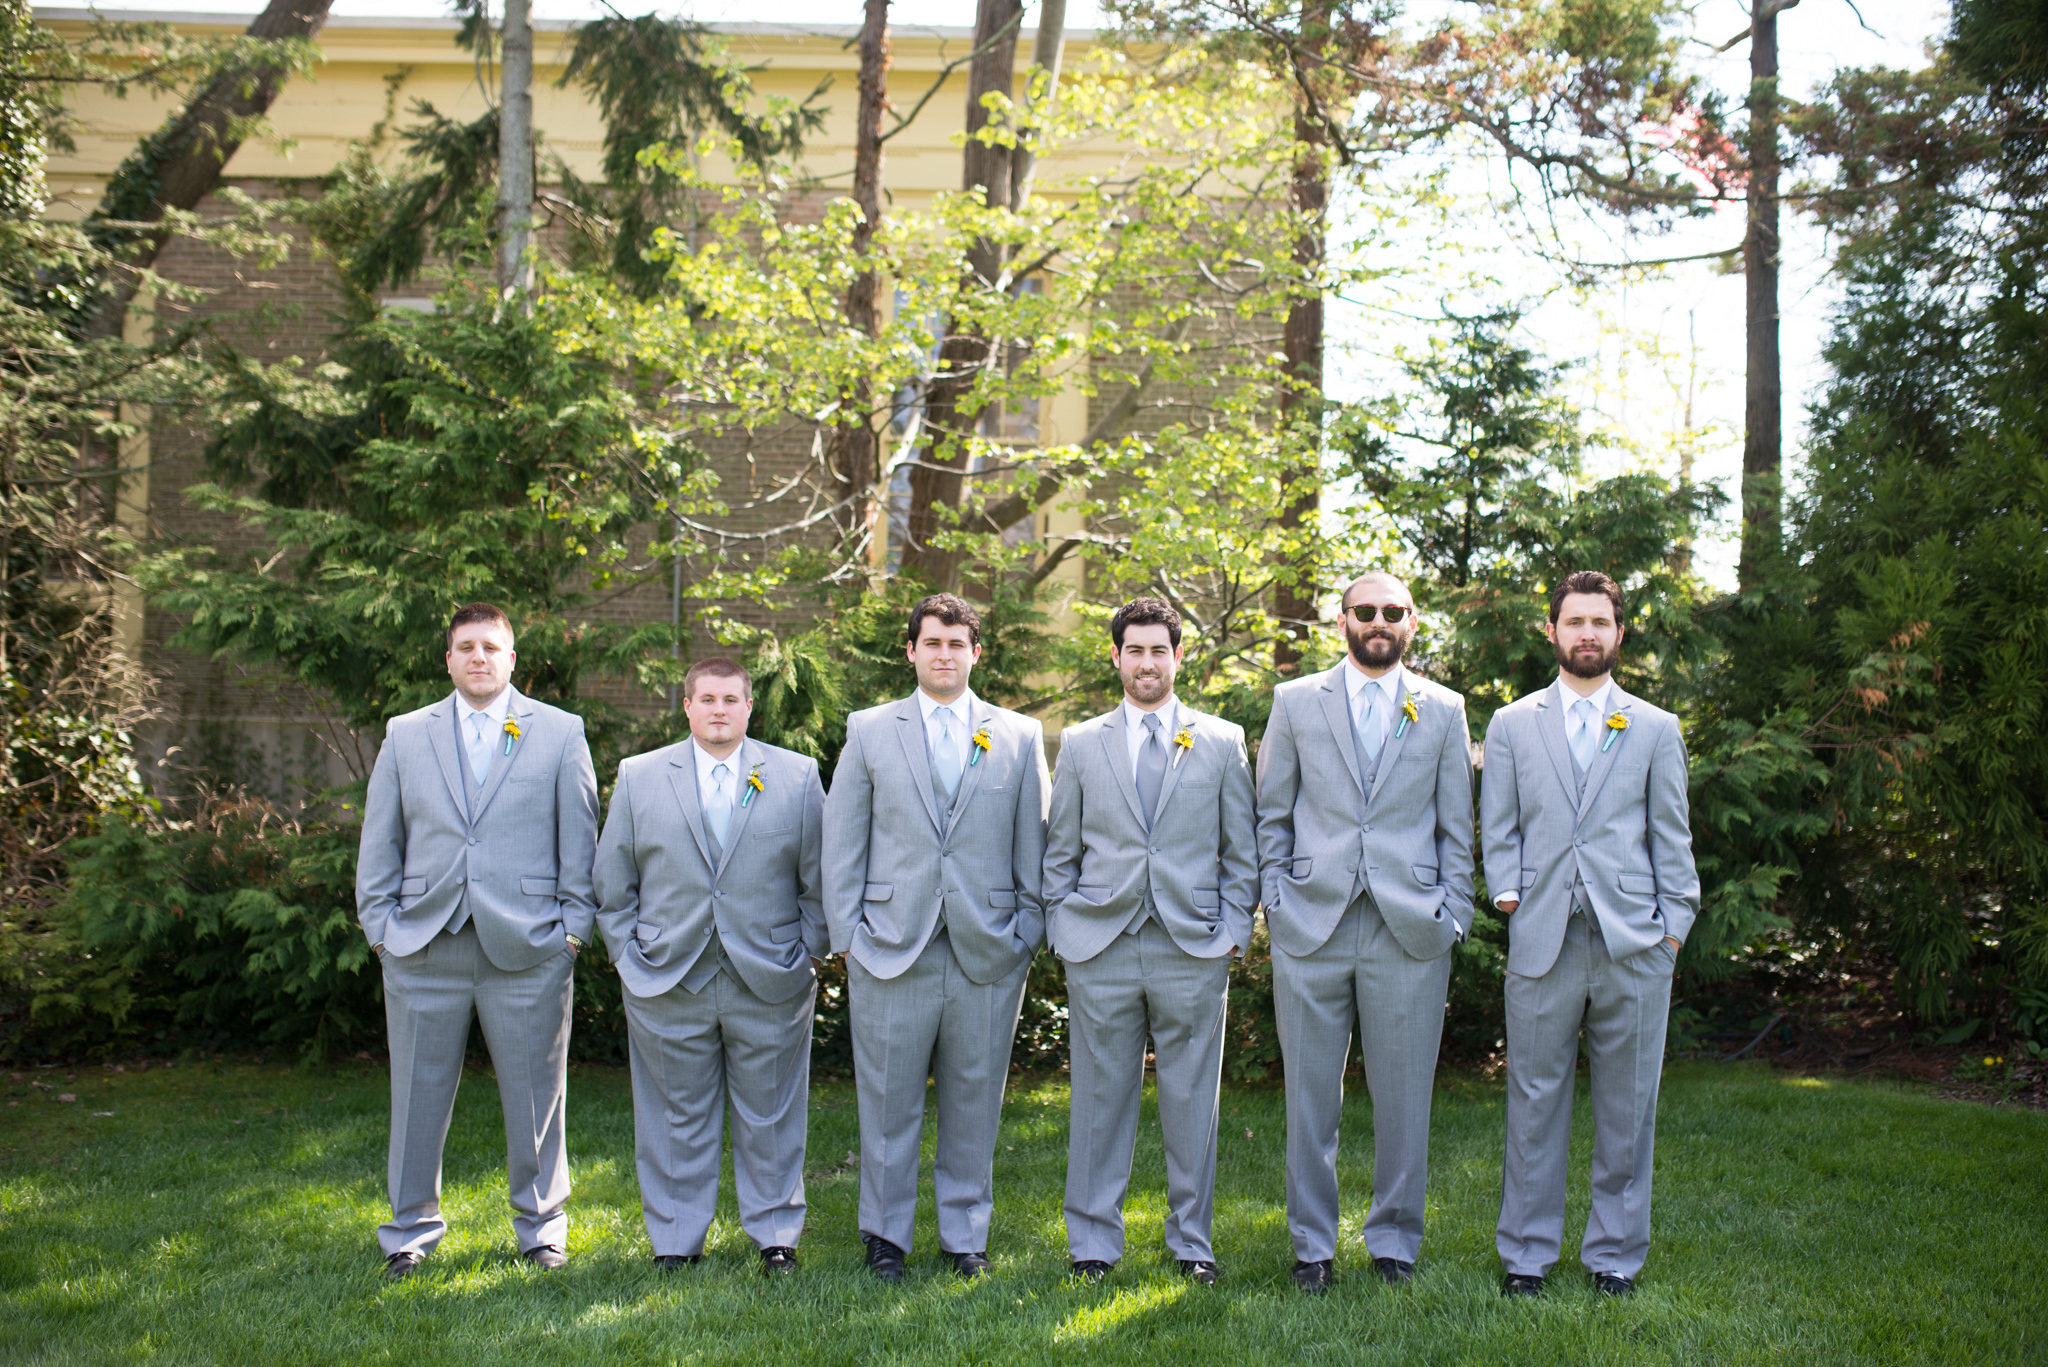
left=1345, top=603, right=1411, bottom=624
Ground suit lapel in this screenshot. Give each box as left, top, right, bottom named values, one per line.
left=1575, top=689, right=1635, bottom=823
left=941, top=696, right=989, bottom=843
left=469, top=690, right=532, bottom=825
left=1364, top=674, right=1416, bottom=812
left=1098, top=706, right=1149, bottom=829
left=426, top=696, right=471, bottom=826
left=1148, top=702, right=1193, bottom=825
left=715, top=739, right=763, bottom=878
left=1536, top=682, right=1578, bottom=804
left=665, top=744, right=716, bottom=872
left=893, top=697, right=944, bottom=837
left=1315, top=667, right=1366, bottom=800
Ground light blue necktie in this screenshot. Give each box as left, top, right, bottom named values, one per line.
left=1352, top=684, right=1382, bottom=765
left=706, top=761, right=733, bottom=849
left=467, top=709, right=494, bottom=786
left=1570, top=698, right=1599, bottom=773
left=933, top=706, right=961, bottom=800
left=1135, top=712, right=1166, bottom=828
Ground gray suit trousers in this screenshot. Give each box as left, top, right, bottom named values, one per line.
left=624, top=966, right=813, bottom=1256
left=1498, top=911, right=1675, bottom=1279
left=378, top=925, right=573, bottom=1257
left=1274, top=895, right=1452, bottom=1264
left=1063, top=918, right=1231, bottom=1264
left=849, top=931, right=1029, bottom=1254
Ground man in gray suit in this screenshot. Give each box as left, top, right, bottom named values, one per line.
left=822, top=593, right=1050, bottom=1281
left=1482, top=569, right=1699, bottom=1298
left=1257, top=571, right=1475, bottom=1294
left=594, top=658, right=826, bottom=1275
left=1044, top=597, right=1255, bottom=1288
left=356, top=603, right=599, bottom=1278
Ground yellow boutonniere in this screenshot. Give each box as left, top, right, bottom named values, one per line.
left=1396, top=694, right=1420, bottom=739
left=501, top=716, right=521, bottom=755
left=1171, top=727, right=1195, bottom=768
left=969, top=727, right=992, bottom=766
left=1601, top=711, right=1629, bottom=753
left=741, top=764, right=764, bottom=806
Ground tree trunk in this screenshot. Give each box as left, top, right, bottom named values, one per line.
left=1739, top=2, right=1797, bottom=589
left=1274, top=4, right=1329, bottom=674
left=1008, top=0, right=1067, bottom=210
left=901, top=0, right=1025, bottom=592
left=829, top=0, right=891, bottom=556
left=497, top=0, right=536, bottom=303
left=87, top=0, right=333, bottom=338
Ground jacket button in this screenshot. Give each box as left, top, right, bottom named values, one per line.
left=713, top=891, right=723, bottom=899
left=1363, top=825, right=1372, bottom=834
left=1150, top=848, right=1160, bottom=856
left=468, top=838, right=478, bottom=847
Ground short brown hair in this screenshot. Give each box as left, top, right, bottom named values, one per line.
left=1548, top=570, right=1625, bottom=623
left=906, top=593, right=982, bottom=649
left=1110, top=596, right=1182, bottom=650
left=683, top=656, right=752, bottom=699
left=446, top=602, right=513, bottom=649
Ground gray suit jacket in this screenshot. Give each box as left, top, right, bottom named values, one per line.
left=822, top=690, right=1050, bottom=984
left=1480, top=679, right=1700, bottom=977
left=1255, top=664, right=1475, bottom=961
left=356, top=687, right=600, bottom=971
left=593, top=737, right=826, bottom=1003
left=1043, top=702, right=1256, bottom=963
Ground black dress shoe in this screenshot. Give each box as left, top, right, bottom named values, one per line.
left=652, top=1254, right=702, bottom=1271
left=760, top=1246, right=798, bottom=1276
left=1592, top=1272, right=1635, bottom=1297
left=1373, top=1257, right=1415, bottom=1286
left=384, top=1251, right=424, bottom=1281
left=950, top=1250, right=992, bottom=1279
left=863, top=1234, right=907, bottom=1282
left=1070, top=1259, right=1112, bottom=1284
left=1502, top=1273, right=1545, bottom=1297
left=522, top=1243, right=567, bottom=1270
left=1291, top=1259, right=1333, bottom=1295
left=1177, top=1259, right=1220, bottom=1287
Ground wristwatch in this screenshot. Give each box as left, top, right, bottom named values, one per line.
left=565, top=934, right=585, bottom=951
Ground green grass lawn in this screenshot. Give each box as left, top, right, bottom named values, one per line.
left=3, top=1058, right=2043, bottom=1365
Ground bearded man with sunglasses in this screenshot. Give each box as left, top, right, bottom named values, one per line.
left=1255, top=572, right=1474, bottom=1294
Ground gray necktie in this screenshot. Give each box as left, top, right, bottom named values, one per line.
left=706, top=761, right=733, bottom=850
left=933, top=706, right=961, bottom=800
left=1136, top=712, right=1166, bottom=828
left=467, top=709, right=494, bottom=786
left=1352, top=684, right=1382, bottom=769
left=1570, top=698, right=1599, bottom=774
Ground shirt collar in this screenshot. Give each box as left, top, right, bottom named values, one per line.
left=454, top=686, right=514, bottom=726
left=691, top=734, right=746, bottom=788
left=1343, top=658, right=1406, bottom=703
left=1123, top=695, right=1178, bottom=732
left=1555, top=675, right=1615, bottom=717
left=917, top=687, right=973, bottom=723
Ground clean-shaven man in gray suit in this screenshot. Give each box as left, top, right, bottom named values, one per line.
left=356, top=603, right=599, bottom=1278
left=1483, top=570, right=1699, bottom=1298
left=594, top=657, right=826, bottom=1276
left=1256, top=571, right=1475, bottom=1295
left=822, top=593, right=1050, bottom=1281
left=1044, top=597, right=1256, bottom=1289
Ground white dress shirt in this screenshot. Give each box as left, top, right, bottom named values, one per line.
left=456, top=686, right=514, bottom=781
left=691, top=734, right=743, bottom=833
left=1122, top=694, right=1180, bottom=779
left=916, top=687, right=974, bottom=790
left=1342, top=658, right=1407, bottom=750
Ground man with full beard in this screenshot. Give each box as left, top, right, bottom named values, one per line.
left=1255, top=572, right=1474, bottom=1294
left=1481, top=570, right=1698, bottom=1298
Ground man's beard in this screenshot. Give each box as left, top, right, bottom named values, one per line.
left=1347, top=627, right=1407, bottom=670
left=1555, top=638, right=1619, bottom=679
left=1124, top=669, right=1171, bottom=704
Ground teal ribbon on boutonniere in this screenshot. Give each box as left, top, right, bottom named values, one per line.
left=501, top=716, right=521, bottom=755
left=1601, top=711, right=1629, bottom=753
left=741, top=764, right=764, bottom=806
left=969, top=726, right=992, bottom=767
left=1394, top=693, right=1419, bottom=739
